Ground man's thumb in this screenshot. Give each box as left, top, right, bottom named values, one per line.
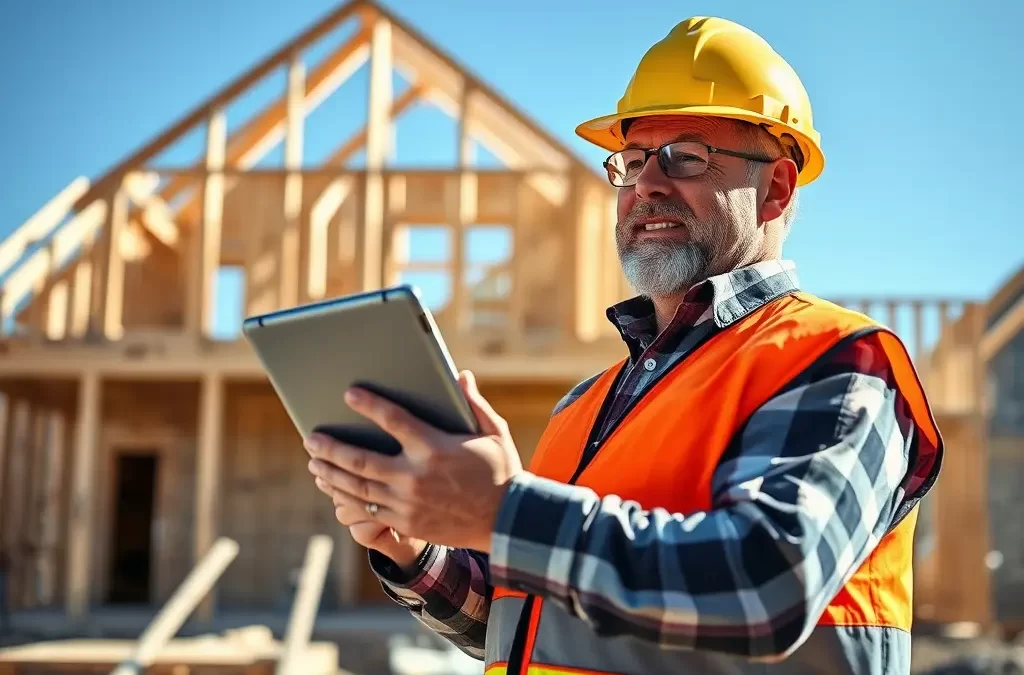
left=459, top=370, right=504, bottom=436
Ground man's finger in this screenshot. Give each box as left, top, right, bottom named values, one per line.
left=304, top=433, right=398, bottom=481
left=308, top=458, right=395, bottom=508
left=329, top=486, right=402, bottom=531
left=344, top=387, right=439, bottom=451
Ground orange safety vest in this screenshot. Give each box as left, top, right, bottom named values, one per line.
left=484, top=292, right=942, bottom=675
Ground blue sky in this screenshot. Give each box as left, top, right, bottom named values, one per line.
left=1, top=0, right=1021, bottom=339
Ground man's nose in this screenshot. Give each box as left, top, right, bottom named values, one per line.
left=633, top=154, right=674, bottom=200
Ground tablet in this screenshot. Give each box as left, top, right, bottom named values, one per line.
left=242, top=285, right=480, bottom=455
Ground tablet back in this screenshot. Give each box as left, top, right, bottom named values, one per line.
left=242, top=285, right=478, bottom=455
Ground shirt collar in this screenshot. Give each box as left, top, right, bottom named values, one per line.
left=606, top=259, right=801, bottom=348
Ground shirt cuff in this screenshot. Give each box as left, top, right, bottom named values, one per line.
left=369, top=542, right=442, bottom=589
left=488, top=471, right=598, bottom=598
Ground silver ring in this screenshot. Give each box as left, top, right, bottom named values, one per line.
left=365, top=502, right=378, bottom=516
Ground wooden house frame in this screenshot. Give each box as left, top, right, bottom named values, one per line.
left=0, top=0, right=1017, bottom=639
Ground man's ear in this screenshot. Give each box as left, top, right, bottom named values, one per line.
left=760, top=159, right=798, bottom=223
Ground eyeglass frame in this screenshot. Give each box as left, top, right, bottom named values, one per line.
left=601, top=140, right=778, bottom=187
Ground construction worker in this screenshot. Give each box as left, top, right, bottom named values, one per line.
left=304, top=15, right=943, bottom=675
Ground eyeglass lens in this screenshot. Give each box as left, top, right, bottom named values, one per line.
left=604, top=141, right=710, bottom=187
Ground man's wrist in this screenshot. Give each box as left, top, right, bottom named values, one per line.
left=369, top=540, right=434, bottom=585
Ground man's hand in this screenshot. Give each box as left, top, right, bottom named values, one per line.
left=314, top=475, right=428, bottom=569
left=306, top=369, right=523, bottom=554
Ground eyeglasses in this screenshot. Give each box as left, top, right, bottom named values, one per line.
left=602, top=140, right=775, bottom=187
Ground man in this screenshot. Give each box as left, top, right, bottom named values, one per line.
left=304, top=15, right=943, bottom=675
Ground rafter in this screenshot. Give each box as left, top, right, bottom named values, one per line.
left=0, top=177, right=89, bottom=279
left=65, top=0, right=372, bottom=216
left=323, top=83, right=423, bottom=165
left=152, top=20, right=376, bottom=240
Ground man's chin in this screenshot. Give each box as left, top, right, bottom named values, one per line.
left=618, top=246, right=708, bottom=298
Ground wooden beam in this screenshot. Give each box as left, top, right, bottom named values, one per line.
left=0, top=196, right=109, bottom=322
left=980, top=294, right=1024, bottom=363
left=280, top=53, right=305, bottom=309
left=67, top=256, right=94, bottom=339
left=307, top=177, right=354, bottom=300
left=0, top=177, right=89, bottom=277
left=447, top=81, right=473, bottom=333
left=386, top=16, right=572, bottom=172
left=108, top=537, right=239, bottom=675
left=169, top=24, right=374, bottom=229
left=359, top=14, right=392, bottom=291
left=0, top=337, right=627, bottom=384
left=0, top=397, right=8, bottom=547
left=45, top=279, right=69, bottom=341
left=194, top=372, right=225, bottom=621
left=37, top=411, right=65, bottom=606
left=0, top=400, right=29, bottom=572
left=66, top=0, right=368, bottom=214
left=572, top=173, right=605, bottom=342
left=17, top=411, right=47, bottom=608
left=122, top=173, right=179, bottom=247
left=89, top=182, right=128, bottom=340
left=323, top=84, right=422, bottom=165
left=66, top=371, right=100, bottom=620
left=276, top=535, right=334, bottom=675
left=186, top=110, right=227, bottom=338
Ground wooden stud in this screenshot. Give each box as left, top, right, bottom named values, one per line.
left=63, top=0, right=366, bottom=217
left=36, top=411, right=65, bottom=606
left=105, top=186, right=128, bottom=340
left=447, top=82, right=475, bottom=333
left=67, top=255, right=94, bottom=339
left=194, top=371, right=225, bottom=621
left=276, top=535, right=334, bottom=675
left=66, top=371, right=100, bottom=620
left=0, top=397, right=8, bottom=545
left=187, top=109, right=227, bottom=338
left=323, top=85, right=422, bottom=166
left=359, top=15, right=392, bottom=292
left=280, top=52, right=305, bottom=309
left=108, top=537, right=239, bottom=675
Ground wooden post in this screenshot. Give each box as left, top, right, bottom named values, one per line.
left=194, top=371, right=225, bottom=621
left=280, top=52, right=305, bottom=309
left=1, top=401, right=30, bottom=611
left=67, top=255, right=94, bottom=339
left=36, top=411, right=65, bottom=606
left=108, top=537, right=239, bottom=675
left=448, top=82, right=475, bottom=333
left=187, top=109, right=227, bottom=338
left=359, top=15, right=392, bottom=291
left=66, top=371, right=100, bottom=620
left=276, top=535, right=334, bottom=675
left=969, top=303, right=994, bottom=628
left=89, top=181, right=128, bottom=340
left=18, top=411, right=47, bottom=607
left=0, top=397, right=9, bottom=543
left=574, top=174, right=604, bottom=343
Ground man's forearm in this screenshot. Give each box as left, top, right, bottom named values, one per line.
left=370, top=544, right=492, bottom=659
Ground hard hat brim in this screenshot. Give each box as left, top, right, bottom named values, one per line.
left=575, top=105, right=825, bottom=187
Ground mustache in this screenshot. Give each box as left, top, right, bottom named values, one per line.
left=621, top=199, right=695, bottom=230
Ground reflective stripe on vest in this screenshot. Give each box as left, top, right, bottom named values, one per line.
left=487, top=292, right=941, bottom=675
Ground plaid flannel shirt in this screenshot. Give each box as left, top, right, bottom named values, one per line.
left=368, top=259, right=940, bottom=659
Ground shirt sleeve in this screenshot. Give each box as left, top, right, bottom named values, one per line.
left=487, top=332, right=938, bottom=659
left=363, top=371, right=616, bottom=659
left=368, top=544, right=492, bottom=659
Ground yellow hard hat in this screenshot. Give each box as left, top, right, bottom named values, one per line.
left=576, top=16, right=825, bottom=186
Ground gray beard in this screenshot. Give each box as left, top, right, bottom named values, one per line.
left=618, top=239, right=711, bottom=298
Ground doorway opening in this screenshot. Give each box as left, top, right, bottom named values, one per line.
left=107, top=453, right=158, bottom=604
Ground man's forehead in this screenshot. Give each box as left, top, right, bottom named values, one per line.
left=623, top=115, right=739, bottom=148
